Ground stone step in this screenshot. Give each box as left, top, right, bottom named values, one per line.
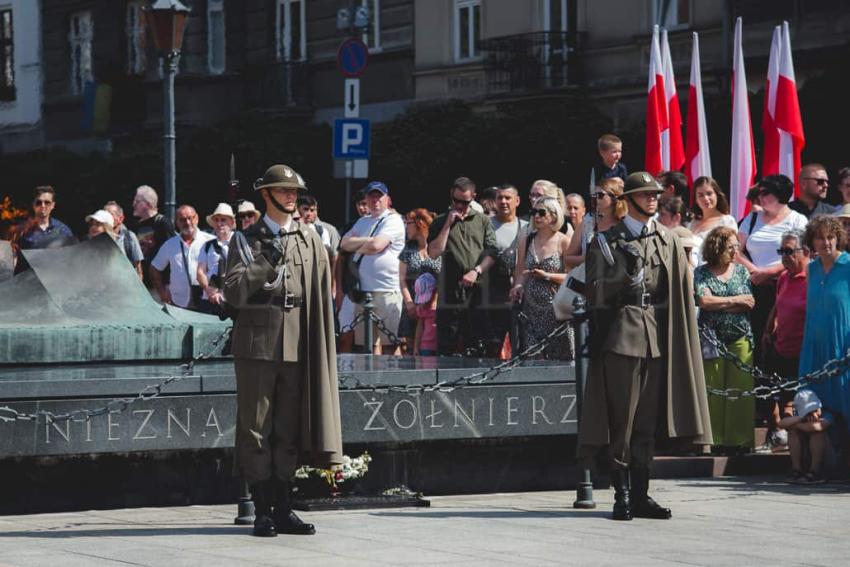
left=652, top=453, right=789, bottom=479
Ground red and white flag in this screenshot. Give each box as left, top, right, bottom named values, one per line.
left=645, top=25, right=668, bottom=176
left=661, top=29, right=685, bottom=172
left=761, top=25, right=781, bottom=178
left=729, top=17, right=756, bottom=221
left=684, top=32, right=711, bottom=199
left=775, top=21, right=805, bottom=196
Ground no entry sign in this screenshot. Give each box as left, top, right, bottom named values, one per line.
left=337, top=38, right=369, bottom=77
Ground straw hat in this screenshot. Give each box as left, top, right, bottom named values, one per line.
left=205, top=202, right=235, bottom=228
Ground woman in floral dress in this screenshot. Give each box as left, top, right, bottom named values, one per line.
left=694, top=226, right=755, bottom=452
left=510, top=197, right=574, bottom=360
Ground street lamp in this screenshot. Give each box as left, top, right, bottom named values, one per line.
left=144, top=0, right=190, bottom=223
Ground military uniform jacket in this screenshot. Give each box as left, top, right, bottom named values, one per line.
left=223, top=219, right=343, bottom=468
left=578, top=220, right=713, bottom=447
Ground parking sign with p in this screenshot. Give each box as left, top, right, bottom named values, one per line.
left=333, top=118, right=371, bottom=159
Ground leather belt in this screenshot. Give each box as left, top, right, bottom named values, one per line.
left=617, top=292, right=661, bottom=309
left=271, top=295, right=304, bottom=309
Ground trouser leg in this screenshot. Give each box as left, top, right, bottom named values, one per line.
left=235, top=358, right=278, bottom=485
left=603, top=353, right=661, bottom=470
left=437, top=306, right=461, bottom=355
left=272, top=361, right=303, bottom=482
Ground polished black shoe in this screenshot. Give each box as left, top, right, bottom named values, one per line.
left=611, top=469, right=633, bottom=521
left=253, top=514, right=278, bottom=537
left=275, top=510, right=316, bottom=535
left=632, top=496, right=672, bottom=519
left=629, top=467, right=671, bottom=519
left=250, top=481, right=278, bottom=537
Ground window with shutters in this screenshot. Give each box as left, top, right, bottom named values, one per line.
left=277, top=0, right=306, bottom=62
left=208, top=0, right=225, bottom=74
left=126, top=1, right=146, bottom=75
left=454, top=0, right=481, bottom=62
left=0, top=7, right=14, bottom=101
left=69, top=11, right=93, bottom=95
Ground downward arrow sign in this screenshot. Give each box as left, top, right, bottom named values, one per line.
left=344, top=78, right=360, bottom=118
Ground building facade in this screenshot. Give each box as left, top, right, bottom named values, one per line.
left=1, top=0, right=849, bottom=155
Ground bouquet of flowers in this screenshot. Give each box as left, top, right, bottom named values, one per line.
left=294, top=452, right=372, bottom=494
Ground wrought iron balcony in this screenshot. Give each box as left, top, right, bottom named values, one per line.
left=479, top=31, right=584, bottom=95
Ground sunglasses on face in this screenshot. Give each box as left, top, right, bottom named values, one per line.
left=531, top=208, right=548, bottom=217
left=776, top=247, right=803, bottom=256
left=452, top=197, right=473, bottom=206
left=34, top=200, right=54, bottom=206
left=804, top=178, right=829, bottom=186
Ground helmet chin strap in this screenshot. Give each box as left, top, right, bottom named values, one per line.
left=626, top=194, right=653, bottom=219
left=266, top=189, right=294, bottom=215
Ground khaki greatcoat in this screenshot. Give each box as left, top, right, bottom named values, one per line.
left=224, top=219, right=343, bottom=471
left=577, top=220, right=713, bottom=453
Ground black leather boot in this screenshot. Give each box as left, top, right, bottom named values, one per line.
left=630, top=467, right=671, bottom=519
left=274, top=479, right=316, bottom=535
left=250, top=481, right=277, bottom=537
left=611, top=468, right=633, bottom=521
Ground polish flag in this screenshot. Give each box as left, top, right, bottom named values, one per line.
left=775, top=21, right=805, bottom=196
left=661, top=29, right=685, bottom=172
left=645, top=26, right=668, bottom=176
left=729, top=17, right=756, bottom=221
left=684, top=32, right=711, bottom=199
left=761, top=26, right=781, bottom=178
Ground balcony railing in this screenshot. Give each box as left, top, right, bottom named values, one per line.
left=479, top=31, right=584, bottom=95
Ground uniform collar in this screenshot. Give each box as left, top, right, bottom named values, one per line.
left=262, top=214, right=292, bottom=235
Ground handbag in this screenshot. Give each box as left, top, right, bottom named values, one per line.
left=346, top=215, right=387, bottom=304
left=698, top=323, right=721, bottom=360
left=553, top=263, right=586, bottom=321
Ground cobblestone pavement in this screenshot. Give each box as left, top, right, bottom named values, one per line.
left=1, top=476, right=849, bottom=566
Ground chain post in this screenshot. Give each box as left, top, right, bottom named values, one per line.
left=363, top=292, right=374, bottom=354
left=571, top=296, right=595, bottom=509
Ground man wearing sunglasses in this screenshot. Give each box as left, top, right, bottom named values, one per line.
left=428, top=176, right=499, bottom=356
left=18, top=186, right=76, bottom=252
left=790, top=163, right=835, bottom=219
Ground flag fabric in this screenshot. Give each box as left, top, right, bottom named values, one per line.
left=729, top=17, right=757, bottom=221
left=775, top=21, right=805, bottom=196
left=684, top=32, right=711, bottom=199
left=761, top=25, right=781, bottom=178
left=661, top=29, right=685, bottom=172
left=645, top=26, right=668, bottom=176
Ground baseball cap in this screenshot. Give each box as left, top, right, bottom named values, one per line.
left=364, top=181, right=389, bottom=195
left=86, top=209, right=115, bottom=228
left=414, top=273, right=437, bottom=305
left=794, top=389, right=822, bottom=417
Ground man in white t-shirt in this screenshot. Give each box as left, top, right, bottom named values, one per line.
left=150, top=205, right=215, bottom=309
left=340, top=181, right=406, bottom=354
left=197, top=203, right=235, bottom=315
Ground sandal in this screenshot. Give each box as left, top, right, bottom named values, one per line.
left=785, top=470, right=803, bottom=484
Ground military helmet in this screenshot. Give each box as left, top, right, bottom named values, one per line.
left=253, top=164, right=308, bottom=192
left=622, top=171, right=664, bottom=196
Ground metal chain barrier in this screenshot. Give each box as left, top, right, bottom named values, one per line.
left=0, top=327, right=233, bottom=425
left=698, top=323, right=850, bottom=400
left=337, top=320, right=574, bottom=394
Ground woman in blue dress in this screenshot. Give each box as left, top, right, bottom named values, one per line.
left=800, top=216, right=850, bottom=431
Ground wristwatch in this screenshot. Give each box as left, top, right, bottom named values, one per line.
left=473, top=265, right=483, bottom=276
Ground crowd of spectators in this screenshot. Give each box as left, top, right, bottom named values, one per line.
left=4, top=136, right=850, bottom=482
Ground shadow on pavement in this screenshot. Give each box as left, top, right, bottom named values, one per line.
left=370, top=509, right=611, bottom=519
left=0, top=525, right=247, bottom=539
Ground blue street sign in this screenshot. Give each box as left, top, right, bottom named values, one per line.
left=333, top=118, right=371, bottom=159
left=337, top=38, right=369, bottom=77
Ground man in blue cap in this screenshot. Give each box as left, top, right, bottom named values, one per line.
left=339, top=181, right=406, bottom=354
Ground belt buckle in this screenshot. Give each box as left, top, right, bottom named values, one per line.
left=640, top=293, right=652, bottom=309
left=283, top=293, right=296, bottom=309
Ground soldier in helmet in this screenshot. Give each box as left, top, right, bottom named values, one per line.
left=577, top=171, right=712, bottom=521
left=224, top=164, right=343, bottom=537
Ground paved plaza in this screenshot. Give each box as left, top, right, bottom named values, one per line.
left=1, top=476, right=848, bottom=566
